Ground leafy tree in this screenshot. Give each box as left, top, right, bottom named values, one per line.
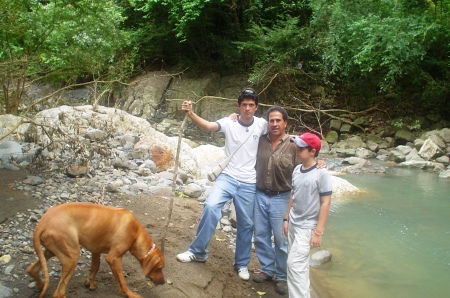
left=0, top=0, right=133, bottom=115
left=237, top=0, right=450, bottom=116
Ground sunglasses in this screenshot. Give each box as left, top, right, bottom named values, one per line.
left=241, top=89, right=256, bottom=96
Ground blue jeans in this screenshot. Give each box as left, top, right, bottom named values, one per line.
left=189, top=173, right=256, bottom=269
left=254, top=190, right=290, bottom=281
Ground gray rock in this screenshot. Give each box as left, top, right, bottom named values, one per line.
left=340, top=123, right=352, bottom=133
left=320, top=140, right=330, bottom=154
left=84, top=128, right=107, bottom=141
left=156, top=171, right=183, bottom=185
left=3, top=163, right=20, bottom=171
left=364, top=134, right=385, bottom=144
left=183, top=183, right=203, bottom=198
left=329, top=119, right=341, bottom=131
left=355, top=148, right=375, bottom=159
left=130, top=182, right=149, bottom=193
left=354, top=116, right=369, bottom=127
left=345, top=136, right=367, bottom=149
left=131, top=144, right=150, bottom=160
left=405, top=148, right=424, bottom=161
left=310, top=250, right=332, bottom=267
left=436, top=155, right=449, bottom=164
left=413, top=138, right=425, bottom=150
left=325, top=130, right=339, bottom=144
left=429, top=134, right=446, bottom=149
left=439, top=170, right=450, bottom=179
left=342, top=159, right=386, bottom=174
left=149, top=186, right=173, bottom=196
left=3, top=265, right=15, bottom=275
left=120, top=134, right=140, bottom=145
left=331, top=176, right=359, bottom=197
left=394, top=129, right=414, bottom=145
left=376, top=154, right=388, bottom=161
left=419, top=138, right=445, bottom=161
left=437, top=128, right=450, bottom=143
left=366, top=140, right=379, bottom=152
left=0, top=283, right=13, bottom=298
left=22, top=176, right=45, bottom=186
left=139, top=160, right=157, bottom=173
left=388, top=149, right=406, bottom=163
left=66, top=165, right=89, bottom=177
left=113, top=156, right=139, bottom=170
left=398, top=160, right=445, bottom=171
left=396, top=145, right=412, bottom=155
left=106, top=180, right=124, bottom=193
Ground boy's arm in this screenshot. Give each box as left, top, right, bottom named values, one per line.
left=282, top=193, right=294, bottom=237
left=310, top=194, right=331, bottom=247
left=182, top=100, right=219, bottom=131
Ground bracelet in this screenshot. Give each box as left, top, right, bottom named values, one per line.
left=314, top=229, right=324, bottom=236
left=283, top=218, right=289, bottom=222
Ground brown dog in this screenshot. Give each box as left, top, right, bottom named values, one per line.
left=26, top=202, right=165, bottom=298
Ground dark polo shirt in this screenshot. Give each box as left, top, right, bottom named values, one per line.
left=256, top=133, right=298, bottom=193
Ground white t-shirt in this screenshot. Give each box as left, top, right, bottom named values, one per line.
left=216, top=116, right=268, bottom=183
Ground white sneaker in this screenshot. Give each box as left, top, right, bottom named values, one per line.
left=237, top=268, right=250, bottom=281
left=176, top=251, right=206, bottom=263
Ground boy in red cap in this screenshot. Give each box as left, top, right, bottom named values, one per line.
left=282, top=133, right=332, bottom=297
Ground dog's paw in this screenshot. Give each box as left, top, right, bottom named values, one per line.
left=84, top=279, right=97, bottom=291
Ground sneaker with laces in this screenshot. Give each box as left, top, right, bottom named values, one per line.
left=176, top=251, right=206, bottom=263
left=236, top=267, right=250, bottom=281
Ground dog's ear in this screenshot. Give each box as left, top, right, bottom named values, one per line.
left=142, top=247, right=164, bottom=276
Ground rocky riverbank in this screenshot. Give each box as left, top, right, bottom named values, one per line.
left=0, top=104, right=449, bottom=297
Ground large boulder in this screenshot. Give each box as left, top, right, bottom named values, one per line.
left=418, top=138, right=445, bottom=161
left=331, top=175, right=360, bottom=196
left=394, top=129, right=414, bottom=145
left=28, top=105, right=198, bottom=175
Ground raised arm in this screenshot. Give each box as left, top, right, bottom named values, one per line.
left=182, top=100, right=219, bottom=132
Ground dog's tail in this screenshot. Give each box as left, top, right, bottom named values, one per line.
left=33, top=229, right=50, bottom=298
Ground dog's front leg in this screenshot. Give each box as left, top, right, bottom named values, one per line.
left=85, top=253, right=100, bottom=290
left=106, top=253, right=142, bottom=298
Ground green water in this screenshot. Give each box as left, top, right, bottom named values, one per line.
left=313, top=167, right=450, bottom=298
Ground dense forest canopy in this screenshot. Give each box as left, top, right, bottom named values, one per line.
left=1, top=0, right=449, bottom=122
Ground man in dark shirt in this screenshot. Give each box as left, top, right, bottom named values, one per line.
left=253, top=106, right=295, bottom=295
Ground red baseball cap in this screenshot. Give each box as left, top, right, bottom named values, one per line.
left=291, top=132, right=322, bottom=153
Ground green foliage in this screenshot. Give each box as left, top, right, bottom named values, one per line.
left=391, top=118, right=421, bottom=131
left=1, top=0, right=133, bottom=83
left=236, top=17, right=310, bottom=83
left=2, top=0, right=450, bottom=120
left=0, top=0, right=136, bottom=114
left=235, top=0, right=450, bottom=117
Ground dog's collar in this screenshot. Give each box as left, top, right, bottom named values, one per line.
left=146, top=244, right=156, bottom=255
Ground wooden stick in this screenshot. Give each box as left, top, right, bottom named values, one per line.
left=160, top=95, right=189, bottom=253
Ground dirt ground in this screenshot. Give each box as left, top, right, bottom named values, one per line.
left=0, top=169, right=297, bottom=298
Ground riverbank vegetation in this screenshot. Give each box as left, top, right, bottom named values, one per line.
left=1, top=0, right=449, bottom=128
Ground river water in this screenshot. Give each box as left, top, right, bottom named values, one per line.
left=312, top=166, right=450, bottom=298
